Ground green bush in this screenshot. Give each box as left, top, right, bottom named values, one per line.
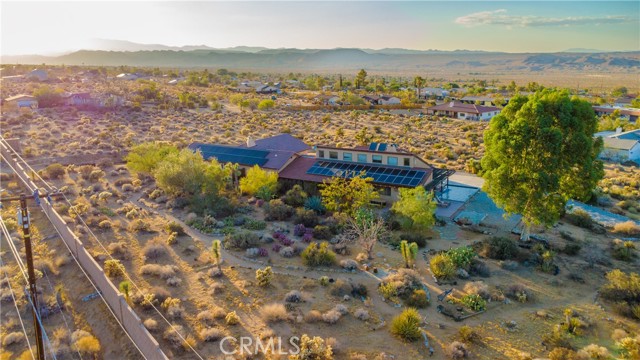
left=224, top=231, right=260, bottom=250
left=301, top=242, right=336, bottom=267
left=481, top=236, right=519, bottom=260
left=406, top=289, right=429, bottom=308
left=282, top=185, right=307, bottom=207
left=378, top=282, right=397, bottom=300
left=44, top=163, right=66, bottom=179
left=304, top=196, right=325, bottom=214
left=312, top=225, right=333, bottom=240
left=165, top=221, right=185, bottom=235
left=243, top=218, right=267, bottom=230
left=562, top=243, right=581, bottom=256
left=461, top=294, right=487, bottom=311
left=256, top=267, right=273, bottom=287
left=565, top=209, right=593, bottom=229
left=104, top=259, right=126, bottom=279
left=430, top=254, right=456, bottom=280
left=446, top=246, right=476, bottom=269
left=265, top=199, right=294, bottom=221
left=293, top=208, right=319, bottom=227
left=390, top=308, right=422, bottom=342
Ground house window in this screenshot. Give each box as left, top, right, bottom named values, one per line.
left=318, top=150, right=325, bottom=158
left=343, top=152, right=352, bottom=161
left=329, top=151, right=338, bottom=159
left=357, top=154, right=367, bottom=163
left=372, top=155, right=382, bottom=164
left=403, top=158, right=411, bottom=167
left=387, top=157, right=398, bottom=166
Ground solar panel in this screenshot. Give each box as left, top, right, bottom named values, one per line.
left=369, top=142, right=378, bottom=151
left=306, top=159, right=427, bottom=187
left=377, top=143, right=387, bottom=152
left=189, top=143, right=269, bottom=166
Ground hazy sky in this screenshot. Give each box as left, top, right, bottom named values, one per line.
left=1, top=1, right=638, bottom=55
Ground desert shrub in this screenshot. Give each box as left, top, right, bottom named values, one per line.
left=330, top=279, right=353, bottom=297
left=406, top=289, right=429, bottom=308
left=143, top=242, right=167, bottom=261
left=469, top=259, right=491, bottom=277
left=577, top=344, right=609, bottom=360
left=283, top=185, right=308, bottom=207
left=143, top=318, right=158, bottom=332
left=464, top=281, right=491, bottom=300
left=458, top=326, right=478, bottom=343
left=163, top=325, right=187, bottom=349
left=166, top=232, right=178, bottom=245
left=200, top=328, right=225, bottom=342
left=128, top=219, right=151, bottom=232
left=565, top=209, right=594, bottom=229
left=430, top=253, right=456, bottom=280
left=334, top=304, right=348, bottom=315
left=301, top=242, right=336, bottom=267
left=390, top=308, right=422, bottom=342
left=461, top=294, right=487, bottom=311
left=293, top=208, right=319, bottom=227
left=313, top=225, right=333, bottom=240
left=196, top=310, right=217, bottom=326
left=340, top=259, right=358, bottom=271
left=151, top=287, right=171, bottom=303
left=447, top=341, right=470, bottom=359
left=480, top=236, right=519, bottom=260
left=543, top=326, right=573, bottom=349
left=98, top=219, right=112, bottom=229
left=562, top=243, right=582, bottom=256
left=319, top=276, right=329, bottom=286
left=600, top=270, right=640, bottom=304
left=289, top=334, right=333, bottom=360
left=2, top=332, right=24, bottom=346
left=304, top=196, right=326, bottom=214
left=256, top=266, right=273, bottom=287
left=265, top=199, right=294, bottom=221
left=261, top=303, right=289, bottom=323
left=165, top=221, right=185, bottom=235
left=140, top=264, right=177, bottom=280
left=44, top=163, right=66, bottom=179
left=446, top=246, right=476, bottom=269
left=72, top=334, right=100, bottom=355
left=284, top=290, right=303, bottom=303
left=505, top=284, right=532, bottom=303
left=617, top=336, right=640, bottom=359
left=243, top=218, right=267, bottom=230
left=382, top=269, right=423, bottom=298
left=166, top=276, right=182, bottom=287
left=322, top=308, right=343, bottom=324
left=613, top=221, right=640, bottom=236
left=279, top=246, right=294, bottom=257
left=354, top=308, right=370, bottom=321
left=304, top=310, right=323, bottom=323
left=611, top=239, right=637, bottom=261
left=104, top=259, right=125, bottom=278
left=548, top=347, right=579, bottom=360
left=225, top=311, right=240, bottom=325
left=225, top=231, right=260, bottom=250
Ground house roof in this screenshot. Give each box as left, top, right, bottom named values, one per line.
left=64, top=92, right=92, bottom=99
left=278, top=156, right=327, bottom=182
left=593, top=106, right=640, bottom=117
left=603, top=138, right=639, bottom=151
left=188, top=143, right=270, bottom=167
left=427, top=101, right=499, bottom=114
left=610, top=129, right=640, bottom=141
left=5, top=94, right=36, bottom=102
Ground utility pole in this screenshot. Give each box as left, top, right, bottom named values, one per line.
left=1, top=190, right=63, bottom=360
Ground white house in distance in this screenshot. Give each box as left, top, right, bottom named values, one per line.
left=419, top=87, right=449, bottom=100
left=116, top=73, right=138, bottom=80
left=595, top=129, right=640, bottom=163
left=426, top=101, right=500, bottom=121
left=3, top=94, right=38, bottom=111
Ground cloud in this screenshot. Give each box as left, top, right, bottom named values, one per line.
left=455, top=9, right=633, bottom=27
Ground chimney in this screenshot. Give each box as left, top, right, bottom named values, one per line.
left=246, top=136, right=256, bottom=147
left=615, top=127, right=622, bottom=134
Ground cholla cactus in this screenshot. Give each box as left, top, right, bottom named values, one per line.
left=400, top=240, right=418, bottom=268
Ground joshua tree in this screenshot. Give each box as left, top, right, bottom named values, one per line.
left=400, top=240, right=418, bottom=268
left=211, top=240, right=222, bottom=272
left=119, top=281, right=131, bottom=303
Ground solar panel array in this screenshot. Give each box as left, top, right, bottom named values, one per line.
left=306, top=160, right=427, bottom=187
left=189, top=144, right=269, bottom=166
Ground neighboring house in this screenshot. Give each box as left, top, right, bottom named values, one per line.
left=460, top=96, right=494, bottom=106
left=378, top=96, right=401, bottom=105
left=419, top=87, right=449, bottom=100
left=279, top=142, right=453, bottom=204
left=614, top=96, right=636, bottom=108
left=593, top=106, right=640, bottom=122
left=426, top=101, right=500, bottom=121
left=255, top=85, right=280, bottom=94
left=97, top=93, right=124, bottom=108
left=28, top=69, right=48, bottom=81
left=595, top=129, right=640, bottom=163
left=316, top=95, right=340, bottom=106
left=3, top=94, right=38, bottom=109
left=63, top=92, right=95, bottom=106
left=116, top=73, right=138, bottom=80
left=362, top=95, right=380, bottom=105
left=1, top=75, right=25, bottom=82
left=188, top=133, right=311, bottom=173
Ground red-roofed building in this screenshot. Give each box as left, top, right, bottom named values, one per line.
left=426, top=101, right=500, bottom=121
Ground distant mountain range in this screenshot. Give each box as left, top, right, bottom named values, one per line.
left=1, top=40, right=638, bottom=73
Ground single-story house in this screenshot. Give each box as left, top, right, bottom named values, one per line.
left=419, top=87, right=449, bottom=100
left=279, top=142, right=453, bottom=204
left=28, top=69, right=48, bottom=81
left=362, top=95, right=401, bottom=106
left=188, top=133, right=311, bottom=173
left=614, top=96, right=636, bottom=108
left=316, top=95, right=340, bottom=106
left=595, top=129, right=640, bottom=163
left=593, top=106, right=640, bottom=122
left=63, top=92, right=95, bottom=106
left=3, top=94, right=38, bottom=109
left=426, top=101, right=500, bottom=121
left=255, top=85, right=280, bottom=94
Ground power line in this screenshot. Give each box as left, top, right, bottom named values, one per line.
left=2, top=140, right=204, bottom=360
left=0, top=259, right=36, bottom=360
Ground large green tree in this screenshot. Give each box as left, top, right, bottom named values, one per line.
left=125, top=142, right=179, bottom=175
left=319, top=173, right=378, bottom=217
left=239, top=165, right=278, bottom=200
left=355, top=69, right=368, bottom=89
left=392, top=186, right=437, bottom=231
left=481, top=90, right=603, bottom=241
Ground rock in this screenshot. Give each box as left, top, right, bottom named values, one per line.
left=245, top=248, right=260, bottom=258
left=376, top=252, right=383, bottom=258
left=456, top=269, right=469, bottom=279
left=343, top=295, right=351, bottom=301
left=261, top=236, right=274, bottom=244
left=505, top=320, right=517, bottom=329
